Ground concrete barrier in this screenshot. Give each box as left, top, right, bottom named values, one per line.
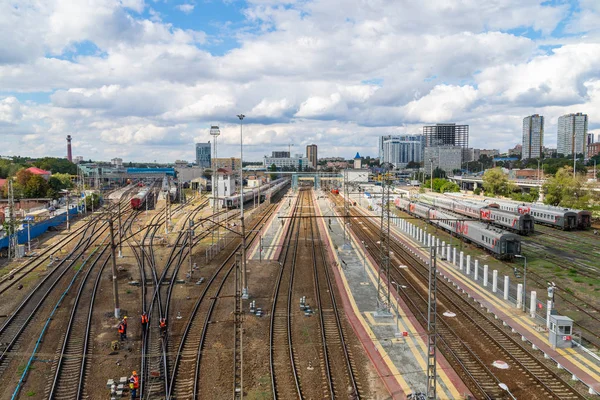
left=483, top=265, right=488, bottom=287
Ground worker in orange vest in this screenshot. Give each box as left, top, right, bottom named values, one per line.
left=159, top=317, right=167, bottom=338
left=141, top=312, right=149, bottom=337
left=129, top=370, right=139, bottom=399
left=118, top=321, right=126, bottom=341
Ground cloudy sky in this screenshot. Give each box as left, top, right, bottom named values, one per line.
left=2, top=0, right=600, bottom=163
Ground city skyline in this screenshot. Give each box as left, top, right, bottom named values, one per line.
left=3, top=1, right=600, bottom=162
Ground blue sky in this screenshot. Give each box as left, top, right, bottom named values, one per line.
left=2, top=0, right=600, bottom=162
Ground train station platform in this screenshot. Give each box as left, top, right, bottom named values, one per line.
left=313, top=190, right=470, bottom=399
left=345, top=192, right=600, bottom=397
left=247, top=189, right=296, bottom=261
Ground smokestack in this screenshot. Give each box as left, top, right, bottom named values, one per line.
left=66, top=135, right=72, bottom=162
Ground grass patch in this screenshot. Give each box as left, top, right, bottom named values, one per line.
left=73, top=264, right=83, bottom=271
left=564, top=287, right=574, bottom=295
left=26, top=391, right=36, bottom=397
left=568, top=268, right=578, bottom=275
left=246, top=376, right=271, bottom=400
left=16, top=364, right=35, bottom=375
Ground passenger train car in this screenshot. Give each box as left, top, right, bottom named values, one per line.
left=483, top=199, right=578, bottom=230
left=394, top=197, right=521, bottom=259
left=419, top=194, right=534, bottom=235
left=260, top=179, right=289, bottom=202
left=528, top=203, right=591, bottom=230
left=130, top=189, right=150, bottom=210
left=222, top=178, right=288, bottom=208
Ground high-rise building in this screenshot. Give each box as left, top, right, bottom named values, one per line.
left=557, top=113, right=588, bottom=156
left=306, top=144, right=317, bottom=169
left=196, top=142, right=211, bottom=168
left=380, top=135, right=425, bottom=167
left=271, top=151, right=290, bottom=158
left=522, top=114, right=544, bottom=159
left=588, top=133, right=595, bottom=145
left=424, top=146, right=463, bottom=175
left=263, top=154, right=309, bottom=170
left=423, top=123, right=469, bottom=149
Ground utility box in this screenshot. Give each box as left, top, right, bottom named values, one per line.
left=548, top=314, right=573, bottom=349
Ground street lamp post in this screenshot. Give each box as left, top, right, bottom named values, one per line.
left=429, top=158, right=435, bottom=192
left=360, top=240, right=368, bottom=284
left=118, top=199, right=123, bottom=258
left=515, top=254, right=527, bottom=312
left=237, top=114, right=249, bottom=299
left=108, top=218, right=120, bottom=318
left=210, top=125, right=221, bottom=249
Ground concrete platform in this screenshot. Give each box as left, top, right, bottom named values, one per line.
left=345, top=191, right=600, bottom=397
left=248, top=190, right=296, bottom=261
left=314, top=190, right=470, bottom=399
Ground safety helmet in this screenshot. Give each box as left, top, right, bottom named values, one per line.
left=132, top=371, right=137, bottom=375
left=124, top=316, right=128, bottom=319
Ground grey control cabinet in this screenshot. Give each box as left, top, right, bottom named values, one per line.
left=548, top=314, right=573, bottom=349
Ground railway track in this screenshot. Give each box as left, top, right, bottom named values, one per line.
left=168, top=198, right=279, bottom=399
left=307, top=190, right=361, bottom=399
left=41, top=207, right=140, bottom=399
left=343, top=197, right=586, bottom=399
left=270, top=189, right=303, bottom=400
left=131, top=195, right=216, bottom=399
left=0, top=219, right=109, bottom=377
left=395, top=206, right=600, bottom=349
left=45, top=245, right=111, bottom=399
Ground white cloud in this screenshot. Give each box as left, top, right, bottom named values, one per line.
left=176, top=4, right=195, bottom=14
left=0, top=97, right=23, bottom=124
left=3, top=0, right=600, bottom=161
left=402, top=85, right=479, bottom=123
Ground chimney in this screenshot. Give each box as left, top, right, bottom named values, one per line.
left=67, top=135, right=72, bottom=162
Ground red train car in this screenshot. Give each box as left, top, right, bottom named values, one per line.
left=331, top=189, right=339, bottom=195
left=130, top=189, right=149, bottom=210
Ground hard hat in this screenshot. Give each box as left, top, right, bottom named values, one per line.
left=124, top=316, right=128, bottom=319
left=133, top=371, right=137, bottom=375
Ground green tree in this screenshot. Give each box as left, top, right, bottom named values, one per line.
left=0, top=159, right=26, bottom=179
left=33, top=157, right=77, bottom=174
left=433, top=167, right=446, bottom=179
left=542, top=166, right=590, bottom=208
left=47, top=173, right=73, bottom=199
left=83, top=193, right=101, bottom=211
left=24, top=175, right=50, bottom=198
left=268, top=163, right=278, bottom=181
left=482, top=168, right=510, bottom=196
left=440, top=181, right=460, bottom=193
left=423, top=178, right=459, bottom=193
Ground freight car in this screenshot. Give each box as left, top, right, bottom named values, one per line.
left=130, top=189, right=150, bottom=210
left=419, top=194, right=534, bottom=235
left=394, top=197, right=521, bottom=259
